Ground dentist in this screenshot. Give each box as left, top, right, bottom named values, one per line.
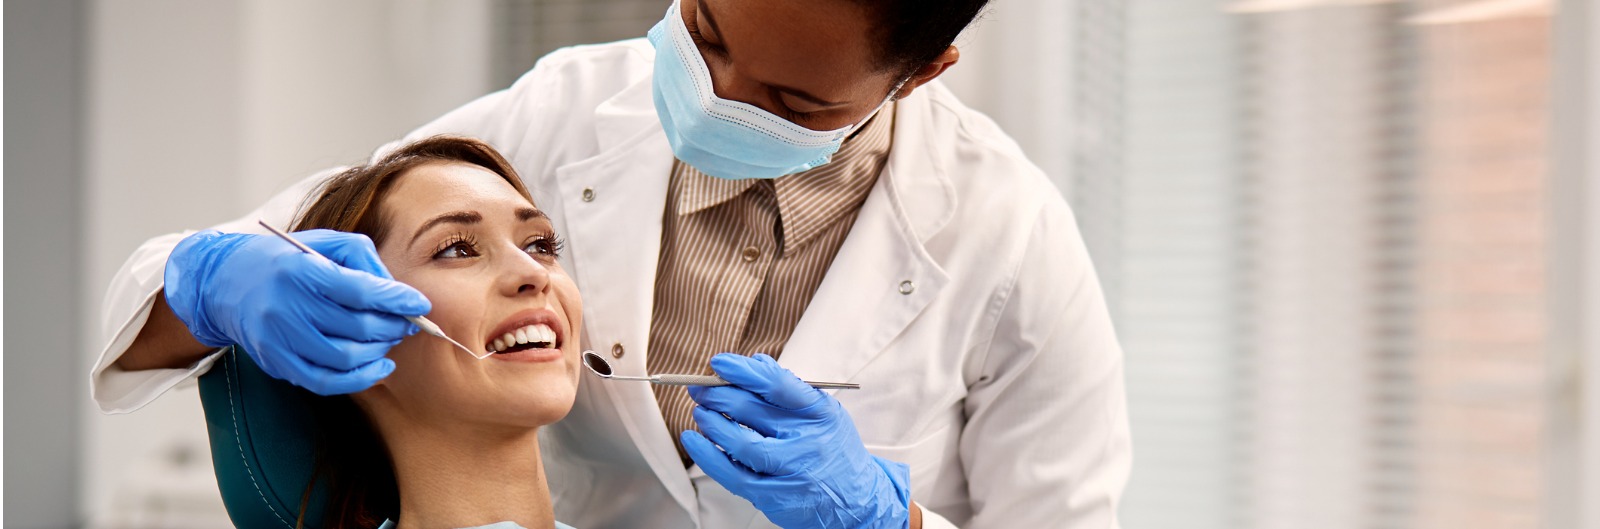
left=94, top=1, right=1131, bottom=528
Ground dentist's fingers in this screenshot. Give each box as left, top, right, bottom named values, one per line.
left=310, top=307, right=419, bottom=343
left=276, top=349, right=395, bottom=396
left=306, top=336, right=404, bottom=372
left=294, top=254, right=431, bottom=317
left=687, top=384, right=789, bottom=439
left=707, top=353, right=827, bottom=411
left=682, top=430, right=768, bottom=483
left=707, top=354, right=825, bottom=412
left=295, top=229, right=393, bottom=279
left=692, top=406, right=786, bottom=475
left=258, top=310, right=402, bottom=371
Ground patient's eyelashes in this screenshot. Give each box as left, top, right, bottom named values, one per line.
left=523, top=233, right=566, bottom=260
left=430, top=231, right=565, bottom=262
left=432, top=232, right=480, bottom=260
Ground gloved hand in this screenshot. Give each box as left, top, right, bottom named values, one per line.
left=682, top=353, right=911, bottom=529
left=164, top=229, right=430, bottom=395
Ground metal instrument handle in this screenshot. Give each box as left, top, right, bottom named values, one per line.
left=654, top=374, right=731, bottom=387
left=652, top=374, right=860, bottom=390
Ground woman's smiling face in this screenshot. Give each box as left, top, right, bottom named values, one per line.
left=361, top=160, right=583, bottom=428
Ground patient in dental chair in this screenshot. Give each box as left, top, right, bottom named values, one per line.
left=290, top=136, right=581, bottom=529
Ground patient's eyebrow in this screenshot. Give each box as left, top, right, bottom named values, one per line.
left=410, top=211, right=482, bottom=248
left=517, top=207, right=547, bottom=222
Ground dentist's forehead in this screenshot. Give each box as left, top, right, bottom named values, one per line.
left=696, top=0, right=884, bottom=102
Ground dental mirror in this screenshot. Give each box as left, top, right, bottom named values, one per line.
left=581, top=350, right=860, bottom=390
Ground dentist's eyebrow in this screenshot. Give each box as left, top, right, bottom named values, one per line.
left=410, top=211, right=482, bottom=248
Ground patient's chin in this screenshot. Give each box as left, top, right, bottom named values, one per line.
left=491, top=379, right=578, bottom=429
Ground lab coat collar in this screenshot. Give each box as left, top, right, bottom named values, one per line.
left=590, top=74, right=660, bottom=153
left=770, top=88, right=954, bottom=392
left=880, top=86, right=957, bottom=242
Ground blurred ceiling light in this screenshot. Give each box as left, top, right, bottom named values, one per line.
left=1225, top=0, right=1397, bottom=14
left=1404, top=0, right=1553, bottom=25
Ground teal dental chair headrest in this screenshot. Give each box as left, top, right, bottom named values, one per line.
left=198, top=346, right=331, bottom=528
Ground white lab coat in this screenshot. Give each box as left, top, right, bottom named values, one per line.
left=93, top=39, right=1131, bottom=529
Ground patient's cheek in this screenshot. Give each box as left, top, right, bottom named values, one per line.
left=409, top=275, right=484, bottom=341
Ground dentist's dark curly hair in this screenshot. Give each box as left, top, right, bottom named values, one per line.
left=858, top=0, right=991, bottom=78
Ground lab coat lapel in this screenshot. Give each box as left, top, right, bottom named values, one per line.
left=777, top=94, right=956, bottom=389
left=554, top=78, right=702, bottom=523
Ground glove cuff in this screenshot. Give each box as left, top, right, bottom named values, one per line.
left=866, top=455, right=913, bottom=529
left=164, top=230, right=251, bottom=348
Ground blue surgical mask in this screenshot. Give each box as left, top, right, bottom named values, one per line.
left=646, top=0, right=900, bottom=180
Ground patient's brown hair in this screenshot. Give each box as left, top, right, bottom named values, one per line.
left=289, top=135, right=530, bottom=529
left=293, top=135, right=533, bottom=240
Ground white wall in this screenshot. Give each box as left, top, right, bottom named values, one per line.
left=82, top=1, right=495, bottom=525
left=1242, top=8, right=1392, bottom=527
left=6, top=1, right=88, bottom=527
left=1579, top=3, right=1599, bottom=528
left=1548, top=0, right=1596, bottom=527
left=1115, top=5, right=1244, bottom=528
left=938, top=0, right=1076, bottom=194
left=945, top=3, right=1247, bottom=528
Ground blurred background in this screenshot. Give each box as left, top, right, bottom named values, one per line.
left=5, top=0, right=1597, bottom=528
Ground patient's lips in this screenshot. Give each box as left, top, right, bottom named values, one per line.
left=482, top=309, right=566, bottom=362
left=489, top=323, right=557, bottom=353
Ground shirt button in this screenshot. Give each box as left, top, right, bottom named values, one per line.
left=741, top=246, right=761, bottom=262
left=581, top=188, right=596, bottom=202
left=611, top=343, right=625, bottom=359
left=899, top=280, right=915, bottom=295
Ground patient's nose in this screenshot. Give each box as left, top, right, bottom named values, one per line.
left=500, top=248, right=552, bottom=296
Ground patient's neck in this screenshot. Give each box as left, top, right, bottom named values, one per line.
left=375, top=413, right=555, bottom=529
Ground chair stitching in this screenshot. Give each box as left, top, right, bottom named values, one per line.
left=227, top=348, right=294, bottom=528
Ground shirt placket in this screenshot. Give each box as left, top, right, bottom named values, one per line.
left=713, top=181, right=779, bottom=356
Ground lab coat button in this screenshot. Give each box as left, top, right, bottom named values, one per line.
left=899, top=280, right=915, bottom=295
left=741, top=246, right=761, bottom=262
left=611, top=343, right=625, bottom=359
left=581, top=188, right=596, bottom=202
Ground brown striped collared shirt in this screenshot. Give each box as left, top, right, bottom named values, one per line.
left=648, top=105, right=895, bottom=464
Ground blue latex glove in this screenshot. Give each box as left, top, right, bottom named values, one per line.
left=164, top=229, right=430, bottom=395
left=681, top=353, right=911, bottom=529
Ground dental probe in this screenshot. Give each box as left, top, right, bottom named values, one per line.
left=256, top=220, right=487, bottom=359
left=582, top=351, right=861, bottom=390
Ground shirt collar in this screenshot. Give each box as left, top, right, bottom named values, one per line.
left=675, top=171, right=758, bottom=216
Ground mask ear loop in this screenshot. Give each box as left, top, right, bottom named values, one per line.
left=887, top=75, right=910, bottom=103
left=844, top=76, right=911, bottom=139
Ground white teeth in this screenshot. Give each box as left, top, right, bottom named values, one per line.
left=487, top=323, right=558, bottom=353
